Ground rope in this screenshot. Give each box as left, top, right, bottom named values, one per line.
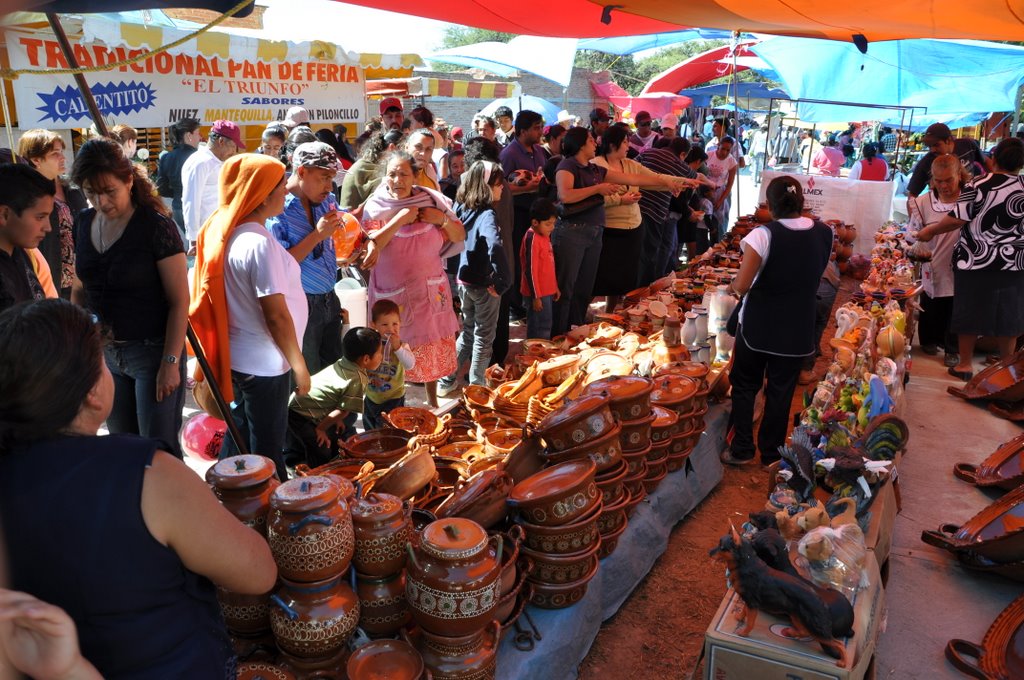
left=0, top=0, right=254, bottom=80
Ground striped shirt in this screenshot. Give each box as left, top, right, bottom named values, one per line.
left=268, top=192, right=339, bottom=295
left=636, top=148, right=694, bottom=224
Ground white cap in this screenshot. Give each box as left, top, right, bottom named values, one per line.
left=661, top=114, right=679, bottom=129
left=283, top=106, right=310, bottom=128
left=557, top=109, right=572, bottom=123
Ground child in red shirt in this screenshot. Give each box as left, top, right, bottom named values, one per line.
left=519, top=198, right=560, bottom=339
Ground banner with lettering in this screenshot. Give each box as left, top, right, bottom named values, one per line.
left=758, top=171, right=895, bottom=255
left=6, top=30, right=367, bottom=128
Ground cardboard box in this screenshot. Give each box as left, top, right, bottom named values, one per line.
left=863, top=477, right=898, bottom=567
left=704, top=553, right=885, bottom=680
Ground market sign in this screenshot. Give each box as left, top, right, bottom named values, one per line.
left=6, top=28, right=368, bottom=128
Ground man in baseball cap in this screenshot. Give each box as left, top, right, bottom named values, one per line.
left=180, top=119, right=242, bottom=249
left=210, top=119, right=246, bottom=151
left=589, top=107, right=611, bottom=139
left=628, top=111, right=660, bottom=155
left=283, top=106, right=310, bottom=130
left=267, top=140, right=346, bottom=374
left=379, top=97, right=404, bottom=131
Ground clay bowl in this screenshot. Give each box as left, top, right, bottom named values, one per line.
left=921, top=484, right=1024, bottom=563
left=954, top=432, right=1024, bottom=491
left=237, top=662, right=297, bottom=680
left=346, top=639, right=424, bottom=680
left=624, top=482, right=646, bottom=517
left=594, top=458, right=628, bottom=508
left=528, top=554, right=600, bottom=609
left=468, top=454, right=507, bottom=476
left=676, top=407, right=702, bottom=433
left=484, top=428, right=524, bottom=458
left=476, top=412, right=522, bottom=436
left=642, top=463, right=668, bottom=494
left=432, top=456, right=471, bottom=489
left=646, top=441, right=670, bottom=466
left=508, top=459, right=599, bottom=527
left=650, top=374, right=700, bottom=415
left=652, top=361, right=709, bottom=390
left=582, top=375, right=654, bottom=423
left=495, top=554, right=532, bottom=624
left=444, top=419, right=478, bottom=444
left=500, top=433, right=548, bottom=485
left=948, top=349, right=1024, bottom=402
left=538, top=354, right=581, bottom=386
left=343, top=429, right=412, bottom=466
left=668, top=429, right=696, bottom=457
left=534, top=393, right=616, bottom=452
left=522, top=539, right=601, bottom=585
left=462, top=385, right=494, bottom=412
left=597, top=486, right=630, bottom=536
left=435, top=469, right=514, bottom=530
left=597, top=518, right=629, bottom=560
left=650, top=406, right=679, bottom=444
left=514, top=500, right=602, bottom=555
left=434, top=440, right=485, bottom=463
left=384, top=407, right=440, bottom=437
left=692, top=387, right=711, bottom=412
left=622, top=444, right=651, bottom=478
left=410, top=508, right=437, bottom=534
left=666, top=446, right=693, bottom=473
left=543, top=422, right=623, bottom=473
left=372, top=446, right=437, bottom=500
left=294, top=458, right=375, bottom=484
left=618, top=412, right=656, bottom=453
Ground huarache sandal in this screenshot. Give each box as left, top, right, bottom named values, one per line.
left=947, top=367, right=974, bottom=381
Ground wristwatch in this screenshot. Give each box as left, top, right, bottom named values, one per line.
left=164, top=355, right=178, bottom=364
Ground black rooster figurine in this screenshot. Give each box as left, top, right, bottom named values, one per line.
left=710, top=525, right=851, bottom=667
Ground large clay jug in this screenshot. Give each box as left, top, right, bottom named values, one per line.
left=407, top=621, right=500, bottom=680
left=268, top=476, right=355, bottom=582
left=269, top=574, right=361, bottom=659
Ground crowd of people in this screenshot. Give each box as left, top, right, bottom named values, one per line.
left=1, top=97, right=1023, bottom=677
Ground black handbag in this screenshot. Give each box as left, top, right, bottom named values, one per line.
left=726, top=297, right=743, bottom=336
left=557, top=193, right=604, bottom=219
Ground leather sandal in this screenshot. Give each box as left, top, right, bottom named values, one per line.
left=947, top=367, right=974, bottom=381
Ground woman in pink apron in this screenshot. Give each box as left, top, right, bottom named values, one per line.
left=362, top=151, right=465, bottom=406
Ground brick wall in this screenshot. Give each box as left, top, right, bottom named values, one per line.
left=163, top=6, right=267, bottom=29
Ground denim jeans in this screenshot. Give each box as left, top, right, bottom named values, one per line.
left=104, top=339, right=186, bottom=459
left=801, top=279, right=839, bottom=371
left=363, top=395, right=405, bottom=430
left=638, top=214, right=677, bottom=286
left=302, top=292, right=344, bottom=375
left=551, top=221, right=603, bottom=337
left=525, top=295, right=554, bottom=340
left=285, top=408, right=355, bottom=469
left=442, top=284, right=500, bottom=387
left=219, top=370, right=291, bottom=480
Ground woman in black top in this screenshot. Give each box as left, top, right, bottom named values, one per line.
left=722, top=176, right=833, bottom=466
left=71, top=138, right=189, bottom=458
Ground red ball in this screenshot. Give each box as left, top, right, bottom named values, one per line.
left=180, top=413, right=227, bottom=461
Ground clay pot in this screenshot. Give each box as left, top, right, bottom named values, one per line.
left=499, top=433, right=547, bottom=485
left=350, top=492, right=413, bottom=577
left=355, top=571, right=412, bottom=637
left=582, top=375, right=653, bottom=422
left=406, top=518, right=502, bottom=637
left=269, top=574, right=361, bottom=659
left=843, top=224, right=858, bottom=244
left=495, top=555, right=531, bottom=625
left=677, top=405, right=708, bottom=433
left=597, top=487, right=630, bottom=537
left=649, top=374, right=700, bottom=415
left=650, top=406, right=679, bottom=444
left=543, top=422, right=624, bottom=473
left=622, top=445, right=650, bottom=478
left=618, top=412, right=656, bottom=453
left=295, top=458, right=374, bottom=487
left=409, top=621, right=500, bottom=680
left=498, top=526, right=525, bottom=595
left=433, top=456, right=471, bottom=489
left=372, top=446, right=437, bottom=501
left=529, top=556, right=600, bottom=609
left=347, top=639, right=424, bottom=680
left=507, top=459, right=599, bottom=527
left=435, top=469, right=514, bottom=529
left=595, top=459, right=628, bottom=507
left=343, top=429, right=413, bottom=466
left=514, top=499, right=603, bottom=555
left=624, top=481, right=646, bottom=515
left=838, top=243, right=854, bottom=260
left=647, top=443, right=670, bottom=466
left=537, top=354, right=580, bottom=385
left=268, top=476, right=355, bottom=582
left=483, top=428, right=523, bottom=457
left=278, top=647, right=349, bottom=677
left=598, top=518, right=629, bottom=559
left=643, top=461, right=669, bottom=494
left=693, top=387, right=710, bottom=412
left=208, top=454, right=280, bottom=535
left=533, top=393, right=616, bottom=452
left=522, top=540, right=601, bottom=584
left=754, top=205, right=772, bottom=222
left=385, top=406, right=441, bottom=437
left=216, top=586, right=272, bottom=638
left=236, top=662, right=296, bottom=680
left=653, top=360, right=710, bottom=390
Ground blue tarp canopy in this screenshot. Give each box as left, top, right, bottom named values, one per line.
left=577, top=30, right=734, bottom=55
left=752, top=38, right=1024, bottom=123
left=677, top=82, right=788, bottom=108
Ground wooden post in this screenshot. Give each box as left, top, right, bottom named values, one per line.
left=45, top=13, right=108, bottom=137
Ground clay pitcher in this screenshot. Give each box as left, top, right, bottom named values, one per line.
left=268, top=476, right=355, bottom=582
left=269, top=573, right=361, bottom=659
left=351, top=492, right=413, bottom=577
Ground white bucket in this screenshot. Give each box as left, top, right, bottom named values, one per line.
left=335, top=279, right=368, bottom=329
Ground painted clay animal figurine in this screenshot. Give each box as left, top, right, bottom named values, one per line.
left=775, top=506, right=808, bottom=542
left=710, top=526, right=850, bottom=667
left=828, top=497, right=858, bottom=529
left=797, top=505, right=830, bottom=533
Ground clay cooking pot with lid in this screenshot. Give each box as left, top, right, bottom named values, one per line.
left=507, top=459, right=599, bottom=526
left=268, top=476, right=355, bottom=582
left=582, top=375, right=653, bottom=422
left=533, top=393, right=616, bottom=452
left=650, top=374, right=699, bottom=415
left=435, top=468, right=514, bottom=529
left=269, top=573, right=361, bottom=659
left=405, top=518, right=503, bottom=637
left=350, top=491, right=413, bottom=577
left=543, top=422, right=623, bottom=473
left=650, top=406, right=679, bottom=443
left=208, top=454, right=280, bottom=535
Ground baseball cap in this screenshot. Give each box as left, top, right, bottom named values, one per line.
left=589, top=107, right=611, bottom=122
left=292, top=141, right=340, bottom=172
left=661, top=114, right=679, bottom=129
left=923, top=123, right=952, bottom=144
left=451, top=126, right=463, bottom=139
left=379, top=97, right=404, bottom=115
left=284, top=106, right=309, bottom=128
left=210, top=120, right=245, bottom=150
left=635, top=111, right=652, bottom=125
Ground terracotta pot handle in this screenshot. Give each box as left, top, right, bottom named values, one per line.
left=288, top=514, right=333, bottom=535
left=508, top=524, right=526, bottom=545
left=944, top=639, right=988, bottom=680
left=484, top=618, right=501, bottom=649
left=920, top=525, right=961, bottom=552
left=492, top=534, right=504, bottom=564
left=269, top=594, right=298, bottom=621
left=952, top=463, right=979, bottom=485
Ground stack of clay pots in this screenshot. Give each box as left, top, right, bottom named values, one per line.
left=830, top=220, right=858, bottom=275
left=509, top=459, right=603, bottom=609
left=350, top=492, right=414, bottom=639
left=207, top=455, right=280, bottom=647
left=405, top=517, right=503, bottom=680
left=534, top=393, right=622, bottom=472
left=267, top=475, right=360, bottom=676
left=654, top=361, right=711, bottom=466
left=649, top=373, right=701, bottom=491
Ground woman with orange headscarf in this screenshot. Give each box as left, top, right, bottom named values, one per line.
left=190, top=154, right=309, bottom=480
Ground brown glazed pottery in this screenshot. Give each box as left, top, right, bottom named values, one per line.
left=351, top=492, right=413, bottom=577
left=208, top=454, right=280, bottom=535
left=666, top=451, right=689, bottom=473
left=343, top=429, right=413, bottom=466
left=529, top=555, right=600, bottom=609
left=921, top=484, right=1024, bottom=563
left=406, top=518, right=502, bottom=637
left=954, top=432, right=1024, bottom=491
left=678, top=404, right=709, bottom=433
left=236, top=661, right=297, bottom=680
left=522, top=540, right=601, bottom=584
left=483, top=428, right=524, bottom=457
left=514, top=500, right=603, bottom=555
left=347, top=639, right=424, bottom=680
left=435, top=469, right=515, bottom=529
left=946, top=592, right=1024, bottom=680
left=278, top=646, right=349, bottom=678
left=355, top=571, right=412, bottom=637
left=533, top=393, right=617, bottom=452
left=268, top=476, right=355, bottom=582
left=582, top=375, right=654, bottom=422
left=653, top=360, right=709, bottom=390
left=597, top=518, right=629, bottom=559
left=216, top=586, right=272, bottom=638
left=618, top=412, right=657, bottom=453
left=498, top=526, right=525, bottom=595
left=650, top=374, right=699, bottom=415
left=595, top=459, right=628, bottom=507
left=668, top=429, right=695, bottom=457
left=385, top=406, right=441, bottom=437
left=499, top=433, right=547, bottom=485
left=408, top=620, right=500, bottom=680
left=295, top=458, right=375, bottom=488
left=624, top=482, right=646, bottom=516
left=495, top=555, right=532, bottom=624
left=646, top=442, right=670, bottom=466
left=597, top=488, right=630, bottom=536
left=507, top=459, right=599, bottom=527
left=622, top=445, right=650, bottom=478
left=372, top=446, right=437, bottom=500
left=434, top=456, right=472, bottom=489
left=543, top=422, right=624, bottom=473
left=948, top=349, right=1024, bottom=402
left=643, top=463, right=668, bottom=494
left=650, top=406, right=679, bottom=444
left=269, top=574, right=361, bottom=658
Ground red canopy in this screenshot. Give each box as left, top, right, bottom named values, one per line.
left=640, top=43, right=759, bottom=95
left=590, top=81, right=692, bottom=118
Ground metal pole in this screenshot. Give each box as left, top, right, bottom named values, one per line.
left=806, top=123, right=816, bottom=175
left=1012, top=84, right=1023, bottom=139
left=45, top=13, right=108, bottom=137
left=731, top=31, right=741, bottom=225
left=187, top=324, right=249, bottom=455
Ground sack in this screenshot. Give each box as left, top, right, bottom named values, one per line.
left=557, top=193, right=604, bottom=219
left=193, top=377, right=226, bottom=420
left=726, top=297, right=743, bottom=336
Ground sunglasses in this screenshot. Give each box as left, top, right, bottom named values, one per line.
left=637, top=121, right=651, bottom=127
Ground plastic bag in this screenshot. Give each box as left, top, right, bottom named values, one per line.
left=794, top=524, right=869, bottom=602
